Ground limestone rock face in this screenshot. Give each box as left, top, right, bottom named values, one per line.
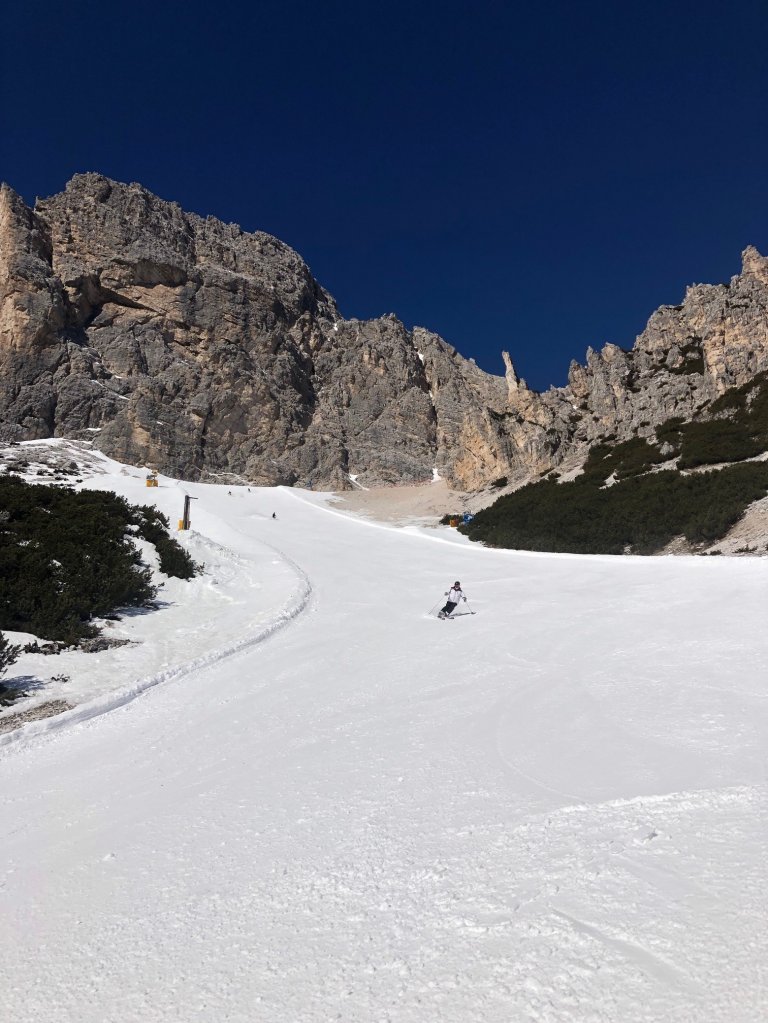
left=2, top=173, right=768, bottom=490
left=562, top=247, right=768, bottom=451
left=0, top=184, right=68, bottom=436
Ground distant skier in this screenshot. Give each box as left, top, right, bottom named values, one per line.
left=438, top=581, right=466, bottom=619
left=272, top=512, right=276, bottom=519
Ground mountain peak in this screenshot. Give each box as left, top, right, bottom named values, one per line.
left=741, top=245, right=768, bottom=280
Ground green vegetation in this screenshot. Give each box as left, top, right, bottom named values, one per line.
left=0, top=631, right=23, bottom=705
left=459, top=463, right=768, bottom=555
left=655, top=372, right=768, bottom=468
left=668, top=339, right=705, bottom=375
left=655, top=416, right=686, bottom=449
left=457, top=374, right=768, bottom=556
left=131, top=505, right=199, bottom=579
left=581, top=437, right=668, bottom=483
left=676, top=419, right=765, bottom=468
left=0, top=477, right=201, bottom=643
left=0, top=632, right=20, bottom=679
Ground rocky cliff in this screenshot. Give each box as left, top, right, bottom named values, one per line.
left=2, top=173, right=768, bottom=490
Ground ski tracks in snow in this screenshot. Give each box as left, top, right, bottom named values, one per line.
left=0, top=530, right=314, bottom=754
left=3, top=475, right=768, bottom=1021
left=211, top=785, right=767, bottom=1022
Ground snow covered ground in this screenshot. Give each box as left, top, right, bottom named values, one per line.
left=1, top=443, right=767, bottom=1022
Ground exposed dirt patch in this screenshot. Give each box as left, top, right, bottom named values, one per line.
left=0, top=699, right=72, bottom=734
left=329, top=479, right=507, bottom=526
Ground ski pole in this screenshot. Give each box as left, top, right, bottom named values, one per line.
left=427, top=600, right=441, bottom=616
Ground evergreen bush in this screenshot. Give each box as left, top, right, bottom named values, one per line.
left=133, top=505, right=200, bottom=579
left=655, top=373, right=768, bottom=469
left=669, top=339, right=705, bottom=375
left=580, top=437, right=667, bottom=484
left=0, top=478, right=201, bottom=642
left=0, top=631, right=21, bottom=679
left=460, top=375, right=768, bottom=556
left=459, top=462, right=768, bottom=555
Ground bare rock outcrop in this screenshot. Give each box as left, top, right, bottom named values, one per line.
left=2, top=173, right=768, bottom=490
left=562, top=246, right=768, bottom=451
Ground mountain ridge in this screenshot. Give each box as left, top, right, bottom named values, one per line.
left=2, top=172, right=767, bottom=490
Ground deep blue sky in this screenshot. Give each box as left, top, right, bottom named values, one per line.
left=3, top=0, right=767, bottom=390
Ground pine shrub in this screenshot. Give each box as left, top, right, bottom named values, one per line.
left=0, top=478, right=200, bottom=642
left=655, top=373, right=768, bottom=469
left=132, top=505, right=200, bottom=579
left=0, top=631, right=21, bottom=679
left=459, top=462, right=768, bottom=555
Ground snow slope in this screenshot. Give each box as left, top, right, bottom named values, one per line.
left=1, top=450, right=767, bottom=1022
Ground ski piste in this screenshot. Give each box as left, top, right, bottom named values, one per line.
left=3, top=442, right=765, bottom=1022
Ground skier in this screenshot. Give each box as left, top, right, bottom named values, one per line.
left=438, top=581, right=466, bottom=619
left=272, top=512, right=276, bottom=519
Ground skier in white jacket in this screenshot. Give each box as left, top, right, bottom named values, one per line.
left=438, top=581, right=466, bottom=619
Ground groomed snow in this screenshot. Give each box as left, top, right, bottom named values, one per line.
left=1, top=448, right=767, bottom=1022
